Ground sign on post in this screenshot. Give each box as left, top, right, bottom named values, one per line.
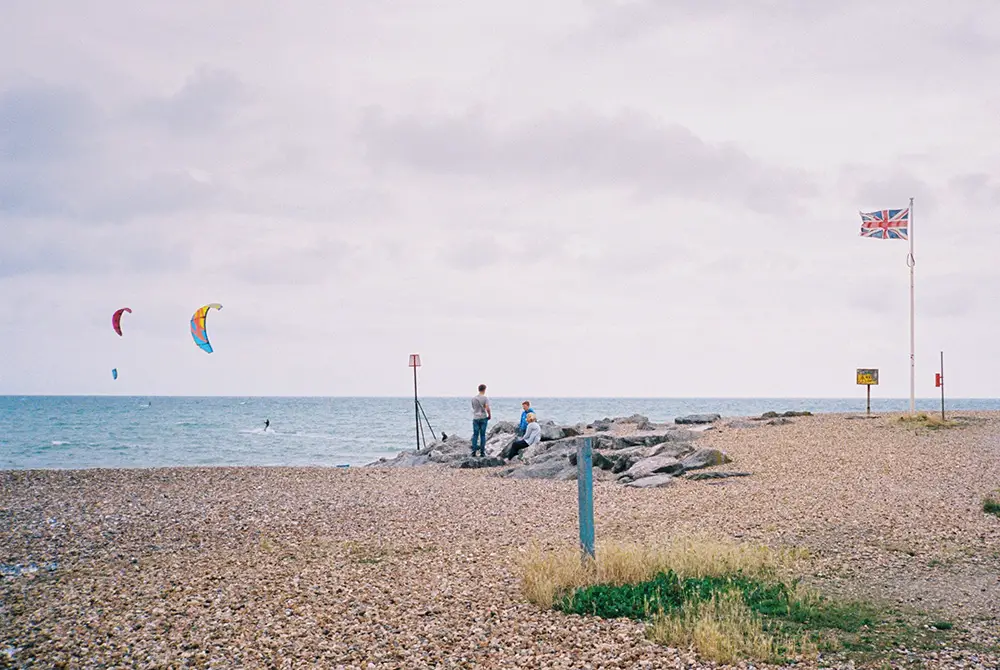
left=856, top=369, right=879, bottom=385
left=857, top=368, right=878, bottom=415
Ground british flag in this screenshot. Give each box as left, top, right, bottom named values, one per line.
left=860, top=208, right=909, bottom=240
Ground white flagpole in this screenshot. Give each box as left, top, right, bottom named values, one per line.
left=908, top=196, right=915, bottom=413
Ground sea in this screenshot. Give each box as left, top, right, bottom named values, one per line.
left=2, top=396, right=999, bottom=471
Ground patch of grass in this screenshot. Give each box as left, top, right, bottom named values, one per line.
left=522, top=539, right=959, bottom=666
left=931, top=621, right=953, bottom=630
left=521, top=536, right=807, bottom=609
left=984, top=493, right=1000, bottom=517
left=897, top=412, right=960, bottom=429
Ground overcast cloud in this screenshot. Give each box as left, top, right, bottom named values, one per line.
left=2, top=0, right=999, bottom=398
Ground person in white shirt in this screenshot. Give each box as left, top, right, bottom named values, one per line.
left=502, top=413, right=541, bottom=460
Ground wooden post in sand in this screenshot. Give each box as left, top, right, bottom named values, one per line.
left=577, top=437, right=596, bottom=561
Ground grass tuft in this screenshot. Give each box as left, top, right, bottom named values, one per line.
left=522, top=538, right=956, bottom=666
left=896, top=412, right=959, bottom=429
left=984, top=493, right=1000, bottom=517
left=521, top=536, right=806, bottom=609
left=649, top=590, right=816, bottom=664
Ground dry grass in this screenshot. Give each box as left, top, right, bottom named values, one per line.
left=649, top=590, right=817, bottom=664
left=520, top=536, right=808, bottom=609
left=896, top=412, right=960, bottom=429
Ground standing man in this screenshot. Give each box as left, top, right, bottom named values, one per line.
left=517, top=400, right=535, bottom=437
left=470, top=384, right=491, bottom=457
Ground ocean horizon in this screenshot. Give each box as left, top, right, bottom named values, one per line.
left=3, top=395, right=999, bottom=471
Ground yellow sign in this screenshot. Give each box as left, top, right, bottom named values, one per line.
left=856, top=368, right=879, bottom=385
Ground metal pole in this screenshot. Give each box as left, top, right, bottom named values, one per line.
left=940, top=350, right=945, bottom=421
left=866, top=384, right=871, bottom=416
left=908, top=196, right=916, bottom=414
left=577, top=437, right=596, bottom=561
left=418, top=400, right=438, bottom=441
left=413, top=365, right=420, bottom=452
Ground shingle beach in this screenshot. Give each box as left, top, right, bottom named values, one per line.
left=2, top=412, right=999, bottom=668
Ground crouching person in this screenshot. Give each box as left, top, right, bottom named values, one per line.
left=502, top=413, right=541, bottom=460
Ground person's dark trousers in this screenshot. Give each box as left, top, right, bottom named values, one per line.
left=471, top=418, right=489, bottom=455
left=502, top=439, right=529, bottom=460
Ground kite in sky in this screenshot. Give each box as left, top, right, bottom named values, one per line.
left=112, top=307, right=132, bottom=336
left=112, top=368, right=118, bottom=380
left=190, top=303, right=223, bottom=353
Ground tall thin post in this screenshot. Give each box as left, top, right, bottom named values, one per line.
left=577, top=437, right=596, bottom=561
left=409, top=354, right=422, bottom=452
left=866, top=385, right=871, bottom=416
left=908, top=196, right=916, bottom=414
left=940, top=351, right=945, bottom=421
left=413, top=364, right=420, bottom=451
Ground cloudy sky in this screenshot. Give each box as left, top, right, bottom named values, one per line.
left=2, top=0, right=998, bottom=397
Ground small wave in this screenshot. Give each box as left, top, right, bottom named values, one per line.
left=50, top=441, right=68, bottom=446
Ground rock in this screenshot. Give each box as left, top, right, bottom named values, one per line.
left=782, top=410, right=812, bottom=417
left=623, top=455, right=685, bottom=480
left=377, top=452, right=432, bottom=468
left=617, top=414, right=650, bottom=424
left=539, top=420, right=565, bottom=442
left=507, top=458, right=575, bottom=480
left=567, top=450, right=616, bottom=471
left=487, top=421, right=517, bottom=438
left=767, top=417, right=793, bottom=425
left=593, top=420, right=612, bottom=432
left=686, top=471, right=752, bottom=480
left=625, top=474, right=677, bottom=488
left=680, top=448, right=731, bottom=470
left=675, top=413, right=721, bottom=425
left=456, top=457, right=506, bottom=469
left=562, top=425, right=582, bottom=437
left=759, top=411, right=780, bottom=419
left=649, top=443, right=698, bottom=459
left=427, top=449, right=448, bottom=463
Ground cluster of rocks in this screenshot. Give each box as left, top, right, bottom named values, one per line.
left=371, top=414, right=749, bottom=488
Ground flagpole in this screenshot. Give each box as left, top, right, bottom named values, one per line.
left=908, top=196, right=915, bottom=414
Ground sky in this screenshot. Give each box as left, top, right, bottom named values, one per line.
left=2, top=0, right=999, bottom=398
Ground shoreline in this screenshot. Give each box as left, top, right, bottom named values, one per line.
left=2, top=412, right=999, bottom=667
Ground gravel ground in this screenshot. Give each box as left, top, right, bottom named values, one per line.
left=2, top=412, right=999, bottom=668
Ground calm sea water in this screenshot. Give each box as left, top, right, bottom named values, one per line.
left=2, top=396, right=999, bottom=470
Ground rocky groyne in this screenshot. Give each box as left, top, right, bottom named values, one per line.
left=370, top=413, right=749, bottom=488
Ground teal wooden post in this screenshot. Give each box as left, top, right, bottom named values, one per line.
left=577, top=437, right=595, bottom=560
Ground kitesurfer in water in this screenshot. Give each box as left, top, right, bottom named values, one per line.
left=264, top=419, right=270, bottom=432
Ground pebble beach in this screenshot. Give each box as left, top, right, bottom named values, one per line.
left=2, top=412, right=999, bottom=668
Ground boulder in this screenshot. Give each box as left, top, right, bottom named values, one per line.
left=487, top=421, right=517, bottom=438
left=625, top=474, right=677, bottom=488
left=539, top=420, right=566, bottom=442
left=680, top=448, right=731, bottom=470
left=624, top=455, right=685, bottom=480
left=567, top=450, right=616, bottom=471
left=686, top=471, right=752, bottom=481
left=377, top=452, right=431, bottom=468
left=675, top=413, right=721, bottom=425
left=507, top=458, right=575, bottom=480
left=766, top=417, right=793, bottom=426
left=457, top=457, right=506, bottom=469
left=782, top=411, right=812, bottom=417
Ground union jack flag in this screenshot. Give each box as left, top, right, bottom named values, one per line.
left=860, top=208, right=909, bottom=240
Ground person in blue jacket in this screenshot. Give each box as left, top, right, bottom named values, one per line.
left=517, top=400, right=536, bottom=437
